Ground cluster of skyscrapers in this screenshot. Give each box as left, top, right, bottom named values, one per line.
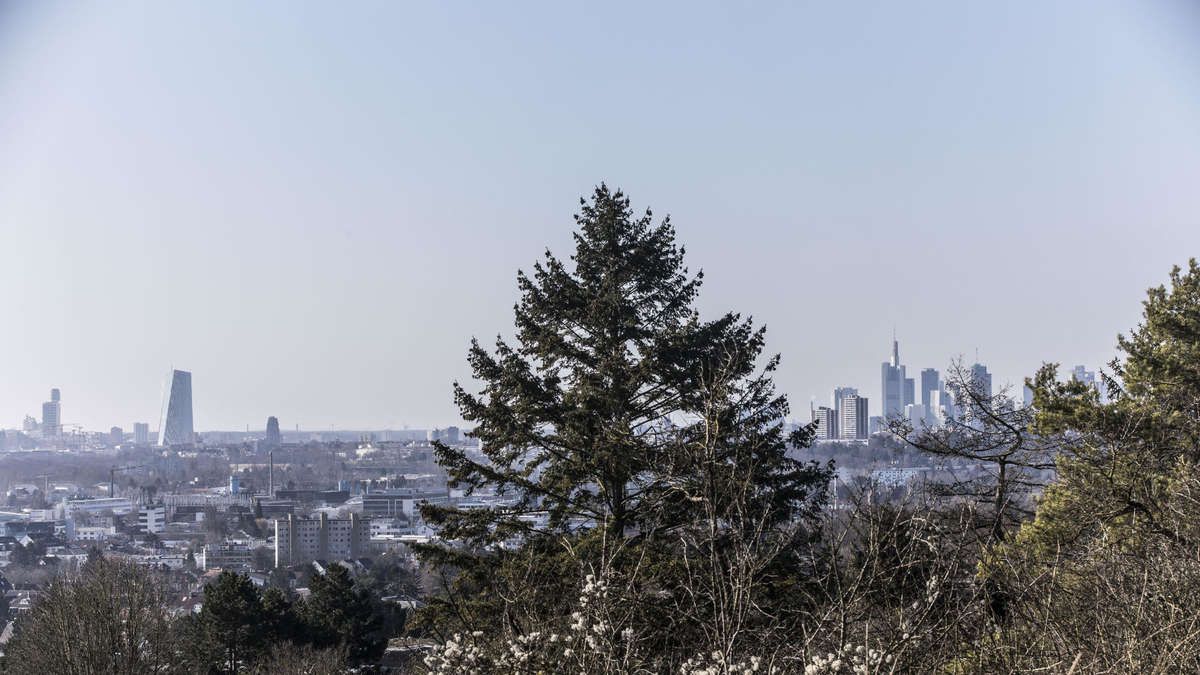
left=25, top=384, right=161, bottom=447
left=25, top=368, right=196, bottom=448
left=811, top=338, right=993, bottom=442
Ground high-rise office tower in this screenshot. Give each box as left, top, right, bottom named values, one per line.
left=1070, top=365, right=1095, bottom=387
left=919, top=368, right=939, bottom=407
left=41, top=388, right=61, bottom=436
left=839, top=394, right=869, bottom=440
left=1070, top=365, right=1108, bottom=403
left=158, top=369, right=194, bottom=447
left=265, top=416, right=282, bottom=447
left=930, top=388, right=956, bottom=425
left=881, top=338, right=911, bottom=419
left=110, top=427, right=123, bottom=445
left=832, top=386, right=857, bottom=428
left=134, top=422, right=150, bottom=445
left=970, top=363, right=993, bottom=399
left=919, top=369, right=941, bottom=427
left=904, top=403, right=927, bottom=429
left=811, top=405, right=838, bottom=440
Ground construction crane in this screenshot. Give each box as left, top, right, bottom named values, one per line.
left=110, top=464, right=145, bottom=498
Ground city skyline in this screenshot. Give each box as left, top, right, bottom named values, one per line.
left=8, top=342, right=1100, bottom=436
left=3, top=2, right=1199, bottom=430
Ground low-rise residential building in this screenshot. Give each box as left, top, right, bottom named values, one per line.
left=199, top=542, right=255, bottom=570
left=72, top=525, right=116, bottom=542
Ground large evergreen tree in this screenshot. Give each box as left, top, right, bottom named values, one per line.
left=425, top=185, right=825, bottom=543
left=1011, top=259, right=1200, bottom=555
left=301, top=564, right=385, bottom=664
left=417, top=185, right=830, bottom=651
left=190, top=571, right=267, bottom=673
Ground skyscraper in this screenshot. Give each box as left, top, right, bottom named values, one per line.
left=881, top=338, right=912, bottom=420
left=839, top=394, right=869, bottom=440
left=919, top=369, right=938, bottom=407
left=930, top=389, right=956, bottom=425
left=41, top=388, right=61, bottom=436
left=904, top=403, right=927, bottom=429
left=134, top=422, right=150, bottom=445
left=970, top=363, right=993, bottom=399
left=1069, top=365, right=1108, bottom=403
left=265, top=416, right=281, bottom=447
left=832, top=386, right=857, bottom=428
left=158, top=369, right=194, bottom=447
left=811, top=405, right=837, bottom=440
left=920, top=368, right=941, bottom=427
left=110, top=426, right=124, bottom=445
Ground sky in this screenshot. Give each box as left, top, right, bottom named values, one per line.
left=1, top=1, right=1199, bottom=432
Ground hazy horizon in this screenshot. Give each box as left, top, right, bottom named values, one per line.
left=3, top=2, right=1199, bottom=431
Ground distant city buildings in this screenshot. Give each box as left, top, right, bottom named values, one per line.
left=832, top=387, right=857, bottom=433
left=970, top=363, right=993, bottom=399
left=264, top=416, right=281, bottom=448
left=808, top=341, right=1008, bottom=439
left=362, top=488, right=449, bottom=519
left=839, top=394, right=869, bottom=440
left=880, top=339, right=914, bottom=420
left=811, top=405, right=838, bottom=441
left=919, top=368, right=940, bottom=427
left=133, top=422, right=150, bottom=445
left=138, top=504, right=166, bottom=534
left=41, top=388, right=61, bottom=436
left=275, top=512, right=369, bottom=567
left=110, top=426, right=123, bottom=445
left=929, top=388, right=956, bottom=426
left=158, top=369, right=194, bottom=447
left=428, top=426, right=461, bottom=444
left=904, top=403, right=927, bottom=429
left=1070, top=365, right=1108, bottom=402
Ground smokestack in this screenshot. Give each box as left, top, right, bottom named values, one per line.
left=268, top=450, right=274, bottom=498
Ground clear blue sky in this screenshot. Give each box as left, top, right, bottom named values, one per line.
left=2, top=1, right=1199, bottom=431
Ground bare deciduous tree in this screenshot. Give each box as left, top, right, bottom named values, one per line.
left=3, top=558, right=178, bottom=675
left=887, top=359, right=1056, bottom=544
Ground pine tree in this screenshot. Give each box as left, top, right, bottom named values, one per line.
left=416, top=185, right=830, bottom=648
left=1012, top=259, right=1200, bottom=556
left=425, top=185, right=825, bottom=542
left=192, top=571, right=266, bottom=672
left=301, top=564, right=384, bottom=664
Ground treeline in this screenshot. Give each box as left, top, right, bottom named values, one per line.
left=1, top=557, right=391, bottom=674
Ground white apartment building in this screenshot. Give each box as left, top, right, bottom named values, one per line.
left=138, top=505, right=166, bottom=534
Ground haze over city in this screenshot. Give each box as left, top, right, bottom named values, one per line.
left=3, top=1, right=1200, bottom=431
